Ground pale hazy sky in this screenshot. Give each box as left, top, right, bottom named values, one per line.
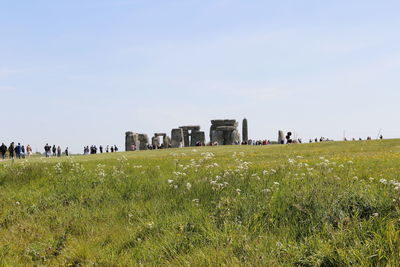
left=1, top=0, right=399, bottom=153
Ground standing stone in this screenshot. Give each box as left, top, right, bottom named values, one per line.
left=182, top=130, right=190, bottom=147
left=278, top=130, right=285, bottom=144
left=210, top=130, right=224, bottom=145
left=191, top=131, right=205, bottom=146
left=210, top=120, right=240, bottom=145
left=152, top=136, right=160, bottom=148
left=125, top=132, right=139, bottom=151
left=171, top=128, right=184, bottom=148
left=138, top=134, right=148, bottom=150
left=231, top=129, right=241, bottom=145
left=242, top=118, right=248, bottom=143
left=164, top=136, right=171, bottom=148
left=179, top=126, right=201, bottom=147
left=125, top=131, right=134, bottom=151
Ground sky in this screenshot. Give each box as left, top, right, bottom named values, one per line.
left=1, top=0, right=400, bottom=153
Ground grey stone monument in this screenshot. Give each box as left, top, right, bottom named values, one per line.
left=126, top=132, right=147, bottom=151
left=138, top=134, right=149, bottom=150
left=153, top=133, right=171, bottom=148
left=278, top=130, right=285, bottom=144
left=242, top=118, right=248, bottom=143
left=210, top=119, right=241, bottom=145
left=171, top=128, right=184, bottom=148
left=152, top=136, right=160, bottom=148
left=179, top=126, right=205, bottom=147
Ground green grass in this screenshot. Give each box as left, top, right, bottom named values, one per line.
left=1, top=140, right=400, bottom=266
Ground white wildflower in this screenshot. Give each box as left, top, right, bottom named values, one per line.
left=262, top=188, right=271, bottom=194
left=186, top=182, right=192, bottom=190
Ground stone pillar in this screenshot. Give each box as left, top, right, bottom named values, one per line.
left=191, top=131, right=205, bottom=146
left=278, top=130, right=285, bottom=144
left=152, top=136, right=160, bottom=148
left=242, top=118, right=248, bottom=143
left=164, top=136, right=171, bottom=148
left=211, top=130, right=223, bottom=145
left=182, top=130, right=190, bottom=147
left=231, top=129, right=241, bottom=145
left=171, top=128, right=184, bottom=148
left=125, top=132, right=134, bottom=151
left=138, top=134, right=148, bottom=150
left=197, top=131, right=205, bottom=145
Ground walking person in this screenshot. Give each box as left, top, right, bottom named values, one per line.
left=26, top=144, right=32, bottom=157
left=15, top=143, right=21, bottom=159
left=8, top=142, right=15, bottom=160
left=21, top=145, right=26, bottom=159
left=57, top=146, right=61, bottom=157
left=65, top=147, right=69, bottom=156
left=0, top=143, right=7, bottom=160
left=44, top=143, right=50, bottom=157
left=52, top=145, right=56, bottom=157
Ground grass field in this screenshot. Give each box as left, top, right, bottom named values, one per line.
left=1, top=140, right=400, bottom=266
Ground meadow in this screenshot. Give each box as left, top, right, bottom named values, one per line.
left=1, top=140, right=400, bottom=266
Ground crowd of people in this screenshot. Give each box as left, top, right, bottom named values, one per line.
left=0, top=142, right=33, bottom=160
left=83, top=145, right=118, bottom=155
left=43, top=144, right=69, bottom=157
left=0, top=142, right=124, bottom=161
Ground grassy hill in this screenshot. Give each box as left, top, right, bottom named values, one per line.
left=1, top=140, right=400, bottom=266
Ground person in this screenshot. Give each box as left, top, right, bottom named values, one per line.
left=106, top=145, right=109, bottom=153
left=44, top=143, right=51, bottom=157
left=114, top=145, right=118, bottom=152
left=52, top=145, right=56, bottom=157
left=26, top=144, right=32, bottom=157
left=57, top=146, right=61, bottom=157
left=111, top=146, right=114, bottom=153
left=8, top=142, right=15, bottom=160
left=99, top=145, right=103, bottom=153
left=0, top=143, right=7, bottom=160
left=15, top=143, right=21, bottom=159
left=21, top=145, right=26, bottom=159
left=65, top=147, right=69, bottom=156
left=380, top=135, right=383, bottom=140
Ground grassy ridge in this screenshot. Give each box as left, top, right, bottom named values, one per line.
left=1, top=140, right=400, bottom=266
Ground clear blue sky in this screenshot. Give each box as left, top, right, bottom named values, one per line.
left=1, top=0, right=399, bottom=153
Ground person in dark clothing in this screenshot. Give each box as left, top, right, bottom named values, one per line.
left=65, top=147, right=69, bottom=156
left=111, top=146, right=114, bottom=153
left=52, top=145, right=56, bottom=156
left=286, top=132, right=293, bottom=144
left=44, top=143, right=51, bottom=157
left=8, top=142, right=15, bottom=160
left=15, top=143, right=21, bottom=159
left=99, top=145, right=103, bottom=153
left=0, top=143, right=7, bottom=160
left=21, top=145, right=25, bottom=158
left=114, top=145, right=118, bottom=152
